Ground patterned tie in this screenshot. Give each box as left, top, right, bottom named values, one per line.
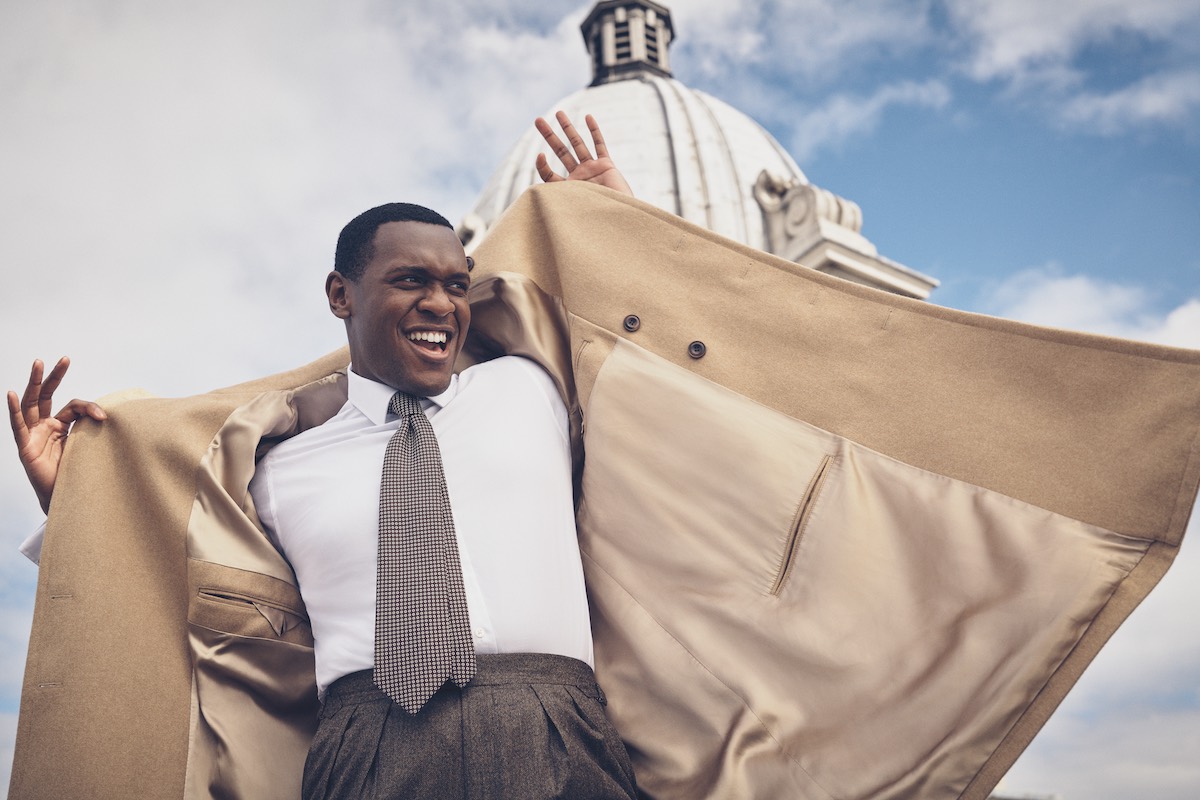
left=374, top=391, right=476, bottom=713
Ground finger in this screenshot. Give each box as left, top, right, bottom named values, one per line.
left=586, top=114, right=610, bottom=159
left=556, top=110, right=593, bottom=163
left=39, top=356, right=70, bottom=421
left=20, top=359, right=46, bottom=427
left=54, top=399, right=108, bottom=426
left=535, top=153, right=563, bottom=184
left=535, top=116, right=578, bottom=171
left=8, top=390, right=30, bottom=448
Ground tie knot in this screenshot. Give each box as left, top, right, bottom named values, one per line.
left=389, top=392, right=423, bottom=420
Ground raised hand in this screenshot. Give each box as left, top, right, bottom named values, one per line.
left=7, top=357, right=107, bottom=513
left=534, top=111, right=634, bottom=197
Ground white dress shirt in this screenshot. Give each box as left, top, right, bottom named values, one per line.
left=249, top=356, right=593, bottom=696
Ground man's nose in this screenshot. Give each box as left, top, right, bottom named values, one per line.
left=417, top=286, right=455, bottom=316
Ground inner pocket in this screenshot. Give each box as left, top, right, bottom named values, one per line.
left=770, top=453, right=834, bottom=596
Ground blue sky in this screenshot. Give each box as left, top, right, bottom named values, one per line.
left=2, top=1, right=1198, bottom=796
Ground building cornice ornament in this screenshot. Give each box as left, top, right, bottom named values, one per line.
left=755, top=170, right=938, bottom=299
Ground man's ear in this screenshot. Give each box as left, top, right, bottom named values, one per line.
left=326, top=271, right=352, bottom=319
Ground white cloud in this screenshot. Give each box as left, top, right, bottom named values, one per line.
left=790, top=80, right=951, bottom=161
left=944, top=0, right=1200, bottom=83
left=669, top=0, right=931, bottom=82
left=941, top=0, right=1200, bottom=133
left=660, top=0, right=766, bottom=70
left=1060, top=69, right=1200, bottom=133
left=983, top=266, right=1200, bottom=348
left=1148, top=301, right=1200, bottom=349
left=1010, top=707, right=1200, bottom=799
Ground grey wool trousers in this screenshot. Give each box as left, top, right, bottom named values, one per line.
left=303, top=653, right=638, bottom=800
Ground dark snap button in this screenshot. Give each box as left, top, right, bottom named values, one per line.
left=688, top=341, right=706, bottom=359
left=623, top=314, right=641, bottom=332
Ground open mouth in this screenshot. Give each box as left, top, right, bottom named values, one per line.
left=407, top=330, right=450, bottom=353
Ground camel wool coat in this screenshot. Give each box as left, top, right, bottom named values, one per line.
left=12, top=183, right=1200, bottom=800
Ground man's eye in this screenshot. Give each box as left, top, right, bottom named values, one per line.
left=448, top=282, right=470, bottom=295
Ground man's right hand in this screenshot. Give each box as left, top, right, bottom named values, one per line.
left=7, top=357, right=107, bottom=514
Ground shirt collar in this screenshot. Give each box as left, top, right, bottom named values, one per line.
left=346, top=366, right=459, bottom=426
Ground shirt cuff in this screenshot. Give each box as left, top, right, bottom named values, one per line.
left=19, top=522, right=46, bottom=565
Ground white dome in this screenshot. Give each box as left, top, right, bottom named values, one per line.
left=460, top=76, right=808, bottom=253
left=459, top=0, right=937, bottom=299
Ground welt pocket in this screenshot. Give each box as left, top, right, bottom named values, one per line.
left=195, top=588, right=308, bottom=637
left=770, top=454, right=834, bottom=596
left=197, top=588, right=300, bottom=613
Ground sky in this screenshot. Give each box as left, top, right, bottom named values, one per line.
left=1, top=0, right=1198, bottom=796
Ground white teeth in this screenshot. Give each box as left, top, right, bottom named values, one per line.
left=408, top=331, right=448, bottom=344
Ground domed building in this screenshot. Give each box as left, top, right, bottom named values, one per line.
left=459, top=0, right=939, bottom=300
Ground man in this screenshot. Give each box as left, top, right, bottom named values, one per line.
left=10, top=112, right=637, bottom=800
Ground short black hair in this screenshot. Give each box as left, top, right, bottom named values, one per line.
left=334, top=202, right=458, bottom=282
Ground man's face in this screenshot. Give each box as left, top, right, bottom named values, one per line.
left=327, top=220, right=471, bottom=396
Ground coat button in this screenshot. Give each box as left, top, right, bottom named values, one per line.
left=688, top=341, right=706, bottom=359
left=623, top=314, right=641, bottom=332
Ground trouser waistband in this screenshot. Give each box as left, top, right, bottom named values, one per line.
left=323, top=654, right=604, bottom=710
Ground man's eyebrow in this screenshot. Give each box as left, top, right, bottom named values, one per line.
left=382, top=265, right=471, bottom=280
left=382, top=265, right=439, bottom=274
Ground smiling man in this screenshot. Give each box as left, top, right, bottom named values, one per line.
left=266, top=198, right=633, bottom=799
left=10, top=112, right=639, bottom=800
left=240, top=113, right=637, bottom=799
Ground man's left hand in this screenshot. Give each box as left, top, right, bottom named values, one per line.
left=534, top=111, right=634, bottom=198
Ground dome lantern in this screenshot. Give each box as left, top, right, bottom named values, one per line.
left=581, top=0, right=675, bottom=86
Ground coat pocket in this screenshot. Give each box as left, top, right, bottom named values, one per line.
left=187, top=558, right=312, bottom=646
left=770, top=453, right=835, bottom=596
left=194, top=587, right=309, bottom=639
